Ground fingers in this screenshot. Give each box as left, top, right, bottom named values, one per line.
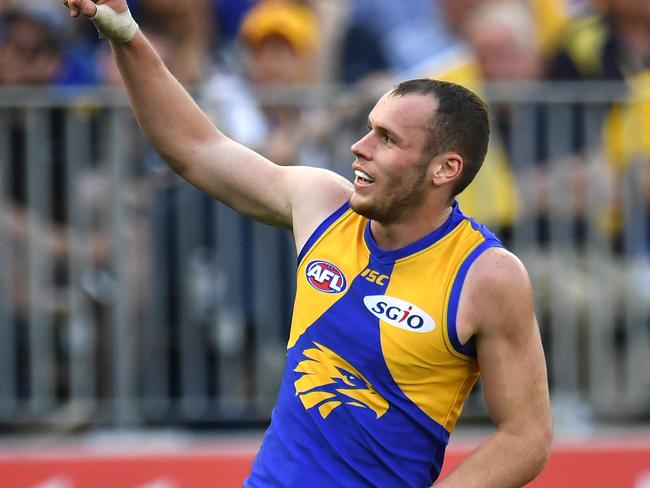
left=64, top=0, right=80, bottom=17
left=65, top=0, right=98, bottom=18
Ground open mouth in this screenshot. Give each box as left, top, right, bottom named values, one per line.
left=354, top=169, right=375, bottom=185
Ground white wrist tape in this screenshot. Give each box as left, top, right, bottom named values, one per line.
left=91, top=5, right=139, bottom=43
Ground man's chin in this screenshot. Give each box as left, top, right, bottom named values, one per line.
left=349, top=193, right=365, bottom=215
left=349, top=194, right=367, bottom=215
left=350, top=195, right=381, bottom=221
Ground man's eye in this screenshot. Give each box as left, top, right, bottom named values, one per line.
left=383, top=134, right=393, bottom=144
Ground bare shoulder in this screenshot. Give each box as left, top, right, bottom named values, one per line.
left=457, top=247, right=535, bottom=341
left=282, top=166, right=353, bottom=252
left=467, top=247, right=532, bottom=298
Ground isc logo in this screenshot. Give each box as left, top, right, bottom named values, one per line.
left=306, top=260, right=347, bottom=294
left=363, top=295, right=435, bottom=332
left=360, top=267, right=389, bottom=286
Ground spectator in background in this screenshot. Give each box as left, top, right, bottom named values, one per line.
left=335, top=0, right=585, bottom=87
left=547, top=0, right=650, bottom=253
left=202, top=0, right=330, bottom=167
left=414, top=0, right=603, bottom=240
left=528, top=0, right=591, bottom=54
left=546, top=0, right=650, bottom=162
left=463, top=0, right=615, bottom=342
left=465, top=1, right=544, bottom=84
left=0, top=4, right=96, bottom=85
left=239, top=1, right=318, bottom=88
left=549, top=0, right=650, bottom=82
left=462, top=0, right=559, bottom=237
left=0, top=7, right=64, bottom=85
left=464, top=1, right=617, bottom=253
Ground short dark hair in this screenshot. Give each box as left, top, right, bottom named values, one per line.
left=391, top=78, right=490, bottom=196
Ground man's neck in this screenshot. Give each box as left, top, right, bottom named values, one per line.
left=369, top=204, right=453, bottom=251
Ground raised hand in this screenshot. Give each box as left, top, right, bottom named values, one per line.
left=64, top=0, right=128, bottom=18
left=64, top=0, right=138, bottom=44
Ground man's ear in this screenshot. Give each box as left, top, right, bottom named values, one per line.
left=431, top=152, right=463, bottom=187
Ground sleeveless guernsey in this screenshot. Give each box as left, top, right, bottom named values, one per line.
left=245, top=201, right=502, bottom=488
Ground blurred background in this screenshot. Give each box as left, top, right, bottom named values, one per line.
left=0, top=0, right=648, bottom=486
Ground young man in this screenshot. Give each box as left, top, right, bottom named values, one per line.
left=64, top=1, right=552, bottom=486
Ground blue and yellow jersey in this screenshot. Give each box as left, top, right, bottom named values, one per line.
left=245, top=201, right=502, bottom=488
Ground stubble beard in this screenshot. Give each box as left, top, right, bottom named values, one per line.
left=350, top=162, right=429, bottom=224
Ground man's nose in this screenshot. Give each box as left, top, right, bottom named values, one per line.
left=351, top=131, right=373, bottom=160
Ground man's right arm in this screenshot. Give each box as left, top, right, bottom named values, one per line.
left=66, top=0, right=352, bottom=238
left=111, top=30, right=303, bottom=226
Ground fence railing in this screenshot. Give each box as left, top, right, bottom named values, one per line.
left=0, top=82, right=648, bottom=430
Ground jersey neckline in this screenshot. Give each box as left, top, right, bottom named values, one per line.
left=363, top=201, right=465, bottom=262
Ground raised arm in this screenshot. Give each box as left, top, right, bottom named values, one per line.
left=436, top=248, right=552, bottom=487
left=64, top=0, right=352, bottom=245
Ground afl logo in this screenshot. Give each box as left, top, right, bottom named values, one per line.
left=363, top=295, right=435, bottom=332
left=305, top=260, right=347, bottom=294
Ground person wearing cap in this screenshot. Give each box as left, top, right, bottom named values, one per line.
left=235, top=1, right=329, bottom=167
left=62, top=1, right=552, bottom=487
left=239, top=0, right=319, bottom=66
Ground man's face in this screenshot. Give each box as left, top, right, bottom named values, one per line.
left=350, top=93, right=438, bottom=223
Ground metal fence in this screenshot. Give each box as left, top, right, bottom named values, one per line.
left=0, top=82, right=648, bottom=431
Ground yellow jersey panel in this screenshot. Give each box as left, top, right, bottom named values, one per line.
left=288, top=205, right=364, bottom=348
left=381, top=219, right=487, bottom=431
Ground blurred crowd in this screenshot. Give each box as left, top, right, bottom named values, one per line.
left=0, top=0, right=647, bottom=229
left=0, top=0, right=649, bottom=422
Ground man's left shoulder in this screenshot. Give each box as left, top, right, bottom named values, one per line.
left=463, top=247, right=535, bottom=333
left=469, top=247, right=530, bottom=289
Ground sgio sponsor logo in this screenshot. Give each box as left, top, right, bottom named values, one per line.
left=363, top=295, right=435, bottom=332
left=306, top=260, right=347, bottom=294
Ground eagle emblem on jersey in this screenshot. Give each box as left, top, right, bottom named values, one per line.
left=293, top=342, right=389, bottom=420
